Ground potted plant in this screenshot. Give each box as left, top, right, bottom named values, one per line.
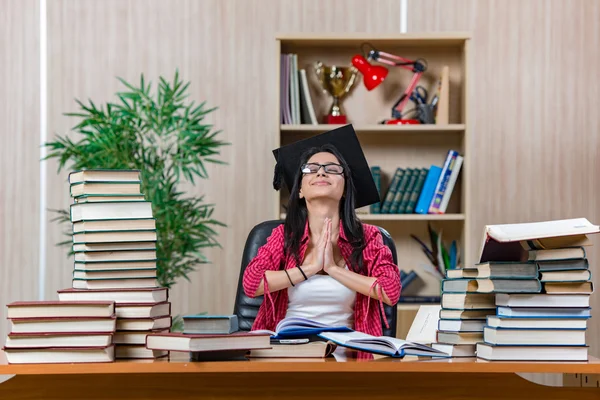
left=44, top=71, right=228, bottom=290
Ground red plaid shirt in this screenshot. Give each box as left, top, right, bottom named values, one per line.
left=243, top=221, right=401, bottom=336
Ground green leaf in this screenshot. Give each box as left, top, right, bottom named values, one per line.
left=42, top=71, right=226, bottom=289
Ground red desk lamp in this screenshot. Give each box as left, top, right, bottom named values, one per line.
left=352, top=43, right=427, bottom=124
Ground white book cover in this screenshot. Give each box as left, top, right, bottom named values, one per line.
left=478, top=218, right=599, bottom=263
left=405, top=305, right=441, bottom=344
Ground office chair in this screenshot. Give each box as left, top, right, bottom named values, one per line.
left=233, top=220, right=398, bottom=337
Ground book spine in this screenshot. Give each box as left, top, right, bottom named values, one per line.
left=438, top=156, right=463, bottom=213
left=390, top=169, right=413, bottom=213
left=404, top=168, right=428, bottom=214
left=396, top=169, right=419, bottom=214
left=370, top=166, right=382, bottom=214
left=428, top=150, right=459, bottom=214
left=415, top=166, right=442, bottom=214
left=380, top=168, right=404, bottom=214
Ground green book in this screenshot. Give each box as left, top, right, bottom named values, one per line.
left=370, top=166, right=382, bottom=214
left=397, top=169, right=419, bottom=213
left=389, top=169, right=413, bottom=213
left=404, top=168, right=429, bottom=214
left=380, top=168, right=404, bottom=214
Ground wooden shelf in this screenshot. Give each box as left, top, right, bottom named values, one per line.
left=279, top=213, right=465, bottom=221
left=280, top=124, right=465, bottom=134
left=277, top=32, right=471, bottom=48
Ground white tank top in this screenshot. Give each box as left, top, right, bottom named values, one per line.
left=285, top=266, right=356, bottom=328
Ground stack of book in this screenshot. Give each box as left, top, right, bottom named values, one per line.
left=370, top=149, right=463, bottom=215
left=145, top=315, right=273, bottom=361
left=57, top=287, right=170, bottom=359
left=3, top=301, right=116, bottom=364
left=62, top=169, right=171, bottom=359
left=433, top=217, right=599, bottom=360
left=475, top=219, right=598, bottom=361
left=432, top=280, right=496, bottom=357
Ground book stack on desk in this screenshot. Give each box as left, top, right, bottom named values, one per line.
left=2, top=301, right=116, bottom=364
left=57, top=287, right=171, bottom=359
left=58, top=169, right=172, bottom=359
left=473, top=218, right=598, bottom=361
left=68, top=169, right=159, bottom=290
left=432, top=274, right=497, bottom=357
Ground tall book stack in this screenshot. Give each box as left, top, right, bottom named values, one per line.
left=3, top=301, right=116, bottom=364
left=475, top=219, right=598, bottom=361
left=477, top=218, right=600, bottom=361
left=59, top=169, right=171, bottom=359
left=432, top=217, right=599, bottom=360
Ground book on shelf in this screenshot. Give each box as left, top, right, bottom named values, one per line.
left=318, top=331, right=447, bottom=358
left=280, top=53, right=317, bottom=125
left=428, top=150, right=462, bottom=214
left=415, top=166, right=442, bottom=214
left=370, top=166, right=381, bottom=214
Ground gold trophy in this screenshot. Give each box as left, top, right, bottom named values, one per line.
left=314, top=61, right=358, bottom=124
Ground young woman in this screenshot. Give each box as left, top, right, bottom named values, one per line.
left=243, top=129, right=401, bottom=337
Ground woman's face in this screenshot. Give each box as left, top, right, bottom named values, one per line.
left=299, top=152, right=345, bottom=203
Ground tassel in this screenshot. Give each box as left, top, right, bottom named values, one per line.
left=273, top=162, right=283, bottom=190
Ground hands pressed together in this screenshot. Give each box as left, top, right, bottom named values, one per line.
left=308, top=218, right=340, bottom=275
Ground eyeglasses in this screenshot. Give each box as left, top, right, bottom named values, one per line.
left=301, top=163, right=344, bottom=175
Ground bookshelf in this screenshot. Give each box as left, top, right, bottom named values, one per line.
left=275, top=33, right=471, bottom=299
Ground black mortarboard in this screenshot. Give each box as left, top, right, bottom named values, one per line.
left=272, top=124, right=380, bottom=209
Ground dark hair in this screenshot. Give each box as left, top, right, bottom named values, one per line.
left=283, top=144, right=366, bottom=274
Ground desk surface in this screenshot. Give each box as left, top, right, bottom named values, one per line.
left=1, top=350, right=599, bottom=375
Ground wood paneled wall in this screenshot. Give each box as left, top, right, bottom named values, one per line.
left=44, top=0, right=404, bottom=328
left=408, top=0, right=600, bottom=382
left=0, top=0, right=40, bottom=345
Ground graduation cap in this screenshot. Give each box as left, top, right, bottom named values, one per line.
left=272, top=124, right=380, bottom=209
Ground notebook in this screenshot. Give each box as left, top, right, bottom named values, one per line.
left=318, top=331, right=447, bottom=358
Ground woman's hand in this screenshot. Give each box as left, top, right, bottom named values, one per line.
left=304, top=218, right=329, bottom=275
left=323, top=219, right=338, bottom=274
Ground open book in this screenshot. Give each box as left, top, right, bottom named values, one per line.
left=250, top=317, right=352, bottom=339
left=318, top=331, right=448, bottom=358
left=479, top=218, right=599, bottom=263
